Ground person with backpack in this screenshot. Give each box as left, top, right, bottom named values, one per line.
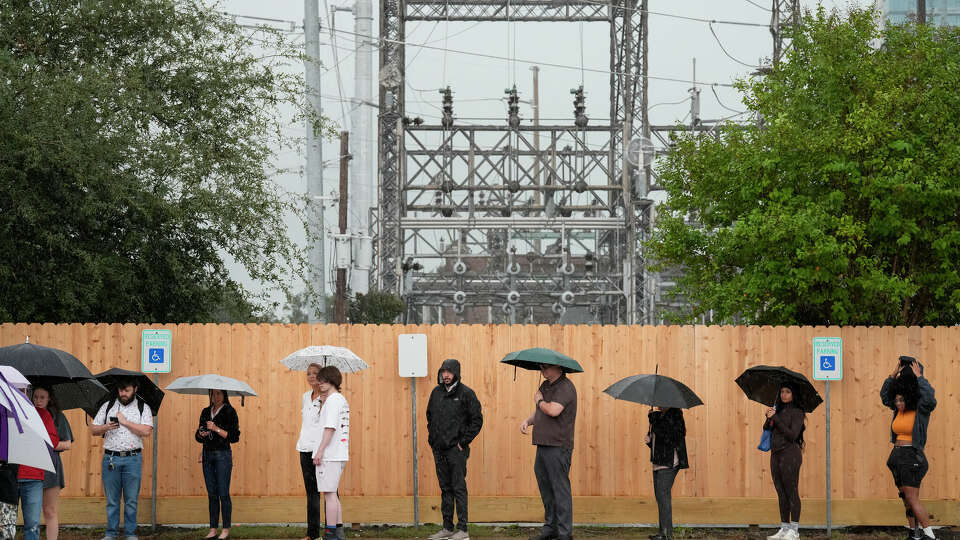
left=763, top=383, right=806, bottom=540
left=90, top=378, right=154, bottom=540
left=882, top=356, right=938, bottom=540
left=195, top=389, right=240, bottom=540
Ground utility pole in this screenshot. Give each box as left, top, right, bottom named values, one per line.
left=304, top=0, right=326, bottom=321
left=917, top=0, right=926, bottom=24
left=335, top=131, right=350, bottom=323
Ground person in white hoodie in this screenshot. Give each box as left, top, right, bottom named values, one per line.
left=312, top=366, right=350, bottom=540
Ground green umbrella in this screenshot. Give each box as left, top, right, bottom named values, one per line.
left=500, top=347, right=584, bottom=373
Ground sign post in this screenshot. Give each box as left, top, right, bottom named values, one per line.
left=141, top=329, right=172, bottom=530
left=398, top=334, right=427, bottom=528
left=812, top=337, right=842, bottom=536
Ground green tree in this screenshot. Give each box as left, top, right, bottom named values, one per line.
left=649, top=7, right=960, bottom=325
left=0, top=0, right=332, bottom=322
left=348, top=290, right=405, bottom=324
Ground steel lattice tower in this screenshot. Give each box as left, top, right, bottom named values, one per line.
left=375, top=0, right=650, bottom=324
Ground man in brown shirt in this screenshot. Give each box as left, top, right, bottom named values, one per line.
left=520, top=364, right=577, bottom=540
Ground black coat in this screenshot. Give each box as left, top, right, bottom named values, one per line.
left=881, top=374, right=936, bottom=452
left=426, top=359, right=483, bottom=452
left=0, top=461, right=17, bottom=505
left=646, top=408, right=689, bottom=469
left=763, top=403, right=805, bottom=453
left=194, top=402, right=241, bottom=451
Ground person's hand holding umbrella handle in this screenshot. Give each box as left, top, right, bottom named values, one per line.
left=765, top=407, right=776, bottom=420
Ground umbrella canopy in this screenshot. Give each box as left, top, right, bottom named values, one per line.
left=0, top=342, right=94, bottom=379
left=93, top=368, right=165, bottom=415
left=281, top=346, right=370, bottom=373
left=0, top=368, right=55, bottom=472
left=30, top=376, right=110, bottom=416
left=166, top=375, right=258, bottom=397
left=604, top=374, right=704, bottom=409
left=500, top=347, right=584, bottom=373
left=0, top=366, right=30, bottom=390
left=735, top=365, right=823, bottom=413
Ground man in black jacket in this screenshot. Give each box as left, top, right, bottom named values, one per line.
left=426, top=359, right=483, bottom=540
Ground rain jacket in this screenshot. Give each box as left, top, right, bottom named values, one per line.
left=881, top=375, right=936, bottom=452
left=762, top=403, right=804, bottom=453
left=646, top=408, right=689, bottom=469
left=426, top=359, right=483, bottom=452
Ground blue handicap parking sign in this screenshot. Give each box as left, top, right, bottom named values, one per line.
left=149, top=348, right=164, bottom=364
left=820, top=355, right=836, bottom=371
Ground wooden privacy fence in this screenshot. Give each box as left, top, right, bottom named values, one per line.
left=2, top=323, right=959, bottom=526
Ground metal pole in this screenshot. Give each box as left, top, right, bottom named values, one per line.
left=349, top=0, right=374, bottom=294
left=825, top=380, right=831, bottom=535
left=305, top=0, right=327, bottom=320
left=411, top=377, right=419, bottom=528
left=336, top=131, right=350, bottom=323
left=151, top=372, right=158, bottom=531
left=917, top=0, right=926, bottom=24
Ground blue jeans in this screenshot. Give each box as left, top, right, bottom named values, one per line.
left=102, top=453, right=143, bottom=537
left=202, top=450, right=233, bottom=528
left=17, top=479, right=43, bottom=540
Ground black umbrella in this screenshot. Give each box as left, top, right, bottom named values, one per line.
left=0, top=343, right=95, bottom=379
left=29, top=376, right=110, bottom=415
left=604, top=374, right=704, bottom=409
left=94, top=368, right=165, bottom=415
left=735, top=365, right=823, bottom=413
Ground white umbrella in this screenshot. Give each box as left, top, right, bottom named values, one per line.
left=0, top=365, right=30, bottom=390
left=0, top=368, right=55, bottom=472
left=165, top=374, right=258, bottom=405
left=280, top=345, right=369, bottom=373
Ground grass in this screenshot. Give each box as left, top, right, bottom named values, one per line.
left=52, top=524, right=946, bottom=540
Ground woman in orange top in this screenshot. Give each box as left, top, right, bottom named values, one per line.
left=881, top=357, right=937, bottom=540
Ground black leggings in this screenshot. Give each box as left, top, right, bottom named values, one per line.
left=770, top=445, right=802, bottom=523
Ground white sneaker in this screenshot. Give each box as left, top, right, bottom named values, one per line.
left=428, top=530, right=455, bottom=540
left=766, top=528, right=788, bottom=540
left=782, top=529, right=800, bottom=540
left=449, top=531, right=470, bottom=540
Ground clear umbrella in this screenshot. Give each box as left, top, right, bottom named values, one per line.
left=165, top=374, right=258, bottom=406
left=280, top=345, right=369, bottom=373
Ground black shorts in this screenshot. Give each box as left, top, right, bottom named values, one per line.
left=887, top=446, right=928, bottom=488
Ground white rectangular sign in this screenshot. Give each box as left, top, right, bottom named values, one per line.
left=398, top=333, right=427, bottom=377
left=812, top=337, right=842, bottom=381
left=141, top=329, right=172, bottom=373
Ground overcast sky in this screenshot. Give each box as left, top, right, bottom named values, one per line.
left=215, top=0, right=865, bottom=312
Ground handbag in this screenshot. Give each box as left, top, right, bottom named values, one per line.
left=757, top=428, right=772, bottom=452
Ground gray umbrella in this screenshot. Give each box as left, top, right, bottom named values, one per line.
left=165, top=374, right=257, bottom=405
left=604, top=374, right=704, bottom=409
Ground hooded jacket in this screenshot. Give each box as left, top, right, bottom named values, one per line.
left=426, top=359, right=483, bottom=452
left=881, top=372, right=936, bottom=452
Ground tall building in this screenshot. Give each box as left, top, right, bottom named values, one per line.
left=883, top=0, right=960, bottom=26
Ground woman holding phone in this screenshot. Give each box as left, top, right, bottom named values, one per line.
left=195, top=389, right=240, bottom=540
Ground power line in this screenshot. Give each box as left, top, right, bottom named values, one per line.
left=742, top=0, right=772, bottom=11
left=708, top=22, right=760, bottom=69
left=711, top=85, right=747, bottom=115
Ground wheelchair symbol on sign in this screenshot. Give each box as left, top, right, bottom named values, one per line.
left=149, top=348, right=164, bottom=364
left=820, top=355, right=835, bottom=371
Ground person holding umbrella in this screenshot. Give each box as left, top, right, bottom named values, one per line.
left=90, top=377, right=155, bottom=540
left=881, top=356, right=937, bottom=540
left=296, top=363, right=326, bottom=540
left=31, top=386, right=74, bottom=540
left=311, top=366, right=350, bottom=540
left=195, top=389, right=240, bottom=540
left=735, top=365, right=821, bottom=540
left=604, top=372, right=701, bottom=540
left=512, top=351, right=579, bottom=540
left=644, top=407, right=688, bottom=540
left=762, top=383, right=806, bottom=540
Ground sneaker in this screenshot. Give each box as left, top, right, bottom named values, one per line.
left=782, top=530, right=800, bottom=540
left=766, top=528, right=788, bottom=540
left=336, top=526, right=347, bottom=540
left=125, top=536, right=139, bottom=540
left=530, top=534, right=557, bottom=540
left=450, top=531, right=470, bottom=540
left=429, top=530, right=455, bottom=540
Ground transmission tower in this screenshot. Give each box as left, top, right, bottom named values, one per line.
left=375, top=0, right=650, bottom=324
